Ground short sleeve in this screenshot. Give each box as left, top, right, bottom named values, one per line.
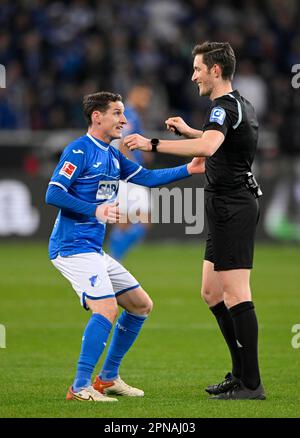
left=49, top=144, right=86, bottom=191
left=202, top=96, right=239, bottom=137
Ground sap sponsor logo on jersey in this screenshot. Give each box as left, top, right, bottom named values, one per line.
left=96, top=180, right=119, bottom=200
left=59, top=162, right=77, bottom=179
left=209, top=107, right=226, bottom=125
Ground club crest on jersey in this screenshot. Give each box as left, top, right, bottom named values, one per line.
left=96, top=180, right=119, bottom=200
left=209, top=107, right=226, bottom=125
left=59, top=161, right=77, bottom=179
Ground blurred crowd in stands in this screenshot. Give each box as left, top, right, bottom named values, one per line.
left=0, top=0, right=299, bottom=155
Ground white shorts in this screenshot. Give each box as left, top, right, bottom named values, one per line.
left=118, top=181, right=151, bottom=219
left=52, top=252, right=139, bottom=310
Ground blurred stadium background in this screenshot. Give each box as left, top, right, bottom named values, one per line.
left=0, top=0, right=300, bottom=242
left=0, top=0, right=300, bottom=418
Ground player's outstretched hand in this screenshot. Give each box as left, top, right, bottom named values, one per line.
left=124, top=134, right=151, bottom=152
left=95, top=202, right=124, bottom=223
left=165, top=117, right=192, bottom=138
left=187, top=157, right=206, bottom=175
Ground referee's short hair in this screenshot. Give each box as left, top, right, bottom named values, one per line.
left=83, top=91, right=122, bottom=126
left=192, top=42, right=236, bottom=80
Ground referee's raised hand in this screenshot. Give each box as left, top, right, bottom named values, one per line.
left=165, top=116, right=190, bottom=137
left=165, top=117, right=203, bottom=139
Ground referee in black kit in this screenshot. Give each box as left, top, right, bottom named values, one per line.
left=125, top=41, right=265, bottom=400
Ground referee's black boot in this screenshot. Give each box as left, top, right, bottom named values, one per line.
left=209, top=381, right=266, bottom=400
left=205, top=372, right=240, bottom=395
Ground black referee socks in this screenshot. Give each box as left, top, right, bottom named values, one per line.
left=210, top=301, right=241, bottom=379
left=229, top=301, right=261, bottom=390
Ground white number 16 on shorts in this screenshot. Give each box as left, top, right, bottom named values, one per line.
left=52, top=252, right=139, bottom=310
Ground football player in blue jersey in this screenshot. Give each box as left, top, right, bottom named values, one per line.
left=108, top=84, right=153, bottom=261
left=46, top=91, right=205, bottom=402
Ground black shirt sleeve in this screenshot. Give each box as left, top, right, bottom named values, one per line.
left=202, top=95, right=239, bottom=137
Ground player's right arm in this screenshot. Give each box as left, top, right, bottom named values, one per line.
left=125, top=97, right=238, bottom=157
left=45, top=145, right=121, bottom=223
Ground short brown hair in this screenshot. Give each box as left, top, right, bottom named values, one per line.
left=192, top=42, right=236, bottom=80
left=83, top=91, right=122, bottom=126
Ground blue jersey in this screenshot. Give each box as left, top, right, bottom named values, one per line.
left=123, top=105, right=144, bottom=165
left=46, top=133, right=190, bottom=260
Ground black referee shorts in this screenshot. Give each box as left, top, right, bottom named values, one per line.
left=204, top=188, right=259, bottom=271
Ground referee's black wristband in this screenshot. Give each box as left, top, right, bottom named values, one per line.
left=150, top=138, right=160, bottom=152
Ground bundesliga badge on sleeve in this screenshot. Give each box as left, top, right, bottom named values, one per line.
left=59, top=162, right=77, bottom=179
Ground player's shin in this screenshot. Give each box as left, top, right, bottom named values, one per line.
left=229, top=301, right=261, bottom=390
left=73, top=313, right=112, bottom=392
left=210, top=301, right=241, bottom=378
left=99, top=311, right=147, bottom=381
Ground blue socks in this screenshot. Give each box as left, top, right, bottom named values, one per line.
left=73, top=313, right=112, bottom=392
left=73, top=311, right=147, bottom=390
left=108, top=224, right=147, bottom=261
left=100, top=311, right=147, bottom=381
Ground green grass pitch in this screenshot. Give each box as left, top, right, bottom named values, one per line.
left=0, top=242, right=299, bottom=418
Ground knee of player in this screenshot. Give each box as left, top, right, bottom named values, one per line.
left=201, top=287, right=212, bottom=304
left=101, top=306, right=119, bottom=323
left=223, top=290, right=252, bottom=308
left=147, top=296, right=154, bottom=314
left=135, top=294, right=153, bottom=316
left=201, top=287, right=223, bottom=306
left=223, top=292, right=237, bottom=309
left=88, top=300, right=119, bottom=323
left=141, top=295, right=153, bottom=315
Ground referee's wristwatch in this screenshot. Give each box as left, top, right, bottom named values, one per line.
left=150, top=138, right=160, bottom=152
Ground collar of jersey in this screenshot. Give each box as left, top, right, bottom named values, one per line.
left=223, top=89, right=239, bottom=97
left=86, top=133, right=110, bottom=151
